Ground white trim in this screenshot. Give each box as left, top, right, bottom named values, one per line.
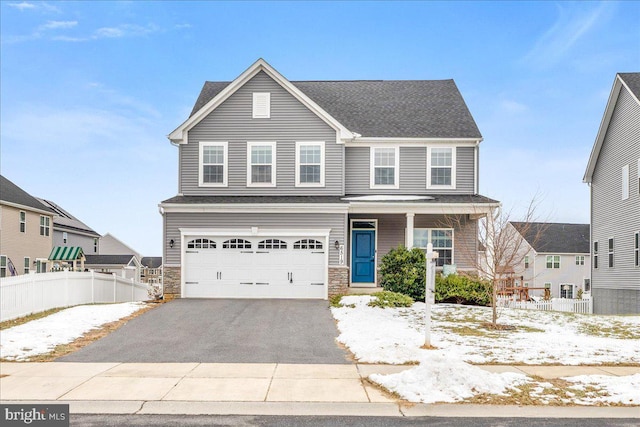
left=0, top=201, right=54, bottom=216
left=370, top=146, right=400, bottom=189
left=252, top=92, right=271, bottom=118
left=160, top=203, right=349, bottom=214
left=199, top=141, right=228, bottom=187
left=247, top=142, right=277, bottom=187
left=427, top=146, right=456, bottom=190
left=347, top=137, right=482, bottom=146
left=168, top=58, right=353, bottom=144
left=413, top=227, right=455, bottom=266
left=347, top=202, right=498, bottom=215
left=295, top=141, right=325, bottom=187
left=349, top=218, right=378, bottom=287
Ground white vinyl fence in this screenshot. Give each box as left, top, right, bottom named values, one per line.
left=0, top=271, right=150, bottom=322
left=497, top=296, right=593, bottom=314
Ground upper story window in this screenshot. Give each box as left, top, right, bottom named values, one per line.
left=39, top=216, right=50, bottom=237
left=593, top=241, right=598, bottom=269
left=19, top=211, right=26, bottom=233
left=94, top=238, right=98, bottom=253
left=24, top=257, right=30, bottom=275
left=524, top=255, right=529, bottom=269
left=252, top=92, right=271, bottom=118
left=0, top=255, right=6, bottom=278
left=635, top=232, right=639, bottom=267
left=247, top=142, right=276, bottom=187
left=575, top=255, right=585, bottom=266
left=370, top=146, right=399, bottom=189
left=546, top=255, right=560, bottom=269
left=296, top=142, right=325, bottom=187
left=427, top=147, right=456, bottom=189
left=199, top=142, right=228, bottom=187
left=63, top=232, right=68, bottom=244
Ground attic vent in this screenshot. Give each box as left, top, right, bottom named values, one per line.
left=253, top=92, right=270, bottom=118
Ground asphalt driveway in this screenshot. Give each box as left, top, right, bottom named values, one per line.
left=59, top=299, right=351, bottom=364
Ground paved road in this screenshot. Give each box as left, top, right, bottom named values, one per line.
left=70, top=415, right=640, bottom=427
left=59, top=299, right=351, bottom=364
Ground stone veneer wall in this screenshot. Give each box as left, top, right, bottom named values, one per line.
left=163, top=266, right=181, bottom=297
left=328, top=266, right=349, bottom=296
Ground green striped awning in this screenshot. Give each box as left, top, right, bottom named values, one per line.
left=49, top=246, right=85, bottom=261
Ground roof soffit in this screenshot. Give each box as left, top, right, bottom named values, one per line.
left=168, top=59, right=353, bottom=144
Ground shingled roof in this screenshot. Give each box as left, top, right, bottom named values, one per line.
left=37, top=198, right=100, bottom=237
left=510, top=222, right=590, bottom=254
left=190, top=78, right=482, bottom=139
left=0, top=175, right=53, bottom=214
left=619, top=72, right=640, bottom=100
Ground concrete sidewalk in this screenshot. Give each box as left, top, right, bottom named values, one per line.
left=1, top=362, right=639, bottom=417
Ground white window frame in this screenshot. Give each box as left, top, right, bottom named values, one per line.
left=63, top=231, right=68, bottom=244
left=252, top=92, right=271, bottom=118
left=575, top=255, right=585, bottom=266
left=560, top=283, right=574, bottom=299
left=295, top=141, right=325, bottom=187
left=40, top=216, right=50, bottom=237
left=19, top=211, right=26, bottom=233
left=0, top=255, right=6, bottom=278
left=247, top=142, right=277, bottom=187
left=413, top=228, right=454, bottom=267
left=24, top=257, right=30, bottom=275
left=546, top=255, right=560, bottom=269
left=637, top=159, right=640, bottom=195
left=524, top=255, right=529, bottom=269
left=635, top=231, right=639, bottom=267
left=427, top=146, right=456, bottom=189
left=608, top=237, right=614, bottom=268
left=199, top=141, right=228, bottom=187
left=370, top=146, right=399, bottom=189
left=593, top=241, right=598, bottom=269
left=622, top=164, right=629, bottom=200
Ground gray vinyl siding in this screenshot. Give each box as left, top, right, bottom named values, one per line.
left=590, top=86, right=640, bottom=300
left=181, top=71, right=343, bottom=196
left=53, top=230, right=97, bottom=256
left=349, top=213, right=477, bottom=270
left=345, top=146, right=476, bottom=194
left=164, top=212, right=346, bottom=266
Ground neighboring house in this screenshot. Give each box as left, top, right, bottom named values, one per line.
left=37, top=198, right=101, bottom=255
left=0, top=175, right=54, bottom=276
left=141, top=256, right=163, bottom=284
left=509, top=222, right=591, bottom=299
left=85, top=254, right=142, bottom=282
left=159, top=58, right=499, bottom=299
left=99, top=233, right=142, bottom=260
left=583, top=72, right=640, bottom=314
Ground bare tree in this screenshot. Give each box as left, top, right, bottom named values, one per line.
left=444, top=197, right=547, bottom=328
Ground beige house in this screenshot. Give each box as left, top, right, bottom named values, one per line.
left=0, top=176, right=54, bottom=276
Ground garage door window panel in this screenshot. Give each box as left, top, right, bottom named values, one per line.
left=223, top=239, right=252, bottom=249
left=294, top=239, right=323, bottom=250
left=187, top=238, right=217, bottom=249
left=258, top=239, right=287, bottom=249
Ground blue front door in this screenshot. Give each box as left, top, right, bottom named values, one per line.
left=351, top=230, right=375, bottom=283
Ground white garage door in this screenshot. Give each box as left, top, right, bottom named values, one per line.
left=183, top=236, right=326, bottom=299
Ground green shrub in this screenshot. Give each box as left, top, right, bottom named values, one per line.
left=379, top=246, right=426, bottom=301
left=435, top=273, right=491, bottom=306
left=368, top=291, right=414, bottom=308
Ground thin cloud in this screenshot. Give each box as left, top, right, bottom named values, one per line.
left=93, top=23, right=159, bottom=39
left=39, top=20, right=78, bottom=31
left=522, top=2, right=614, bottom=68
left=7, top=2, right=36, bottom=11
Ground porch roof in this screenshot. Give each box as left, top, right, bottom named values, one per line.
left=48, top=246, right=84, bottom=261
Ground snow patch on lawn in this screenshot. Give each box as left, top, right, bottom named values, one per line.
left=370, top=352, right=530, bottom=403
left=1, top=302, right=146, bottom=361
left=563, top=374, right=640, bottom=405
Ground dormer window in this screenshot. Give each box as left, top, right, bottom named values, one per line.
left=252, top=92, right=271, bottom=118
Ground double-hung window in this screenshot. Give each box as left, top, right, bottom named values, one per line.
left=40, top=216, right=50, bottom=237
left=575, top=255, right=585, bottom=266
left=247, top=142, right=276, bottom=186
left=427, top=147, right=456, bottom=189
left=19, top=211, right=26, bottom=233
left=0, top=256, right=6, bottom=278
left=608, top=238, right=614, bottom=268
left=413, top=228, right=454, bottom=267
left=199, top=142, right=228, bottom=186
left=370, top=146, right=399, bottom=188
left=296, top=142, right=324, bottom=186
left=635, top=232, right=639, bottom=267
left=546, top=255, right=560, bottom=269
left=593, top=241, right=598, bottom=269
left=24, top=257, right=30, bottom=275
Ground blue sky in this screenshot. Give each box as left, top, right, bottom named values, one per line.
left=1, top=1, right=639, bottom=256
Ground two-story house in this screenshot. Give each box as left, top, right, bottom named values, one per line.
left=37, top=198, right=101, bottom=256
left=509, top=222, right=591, bottom=299
left=160, top=59, right=499, bottom=299
left=583, top=72, right=640, bottom=314
left=0, top=175, right=54, bottom=276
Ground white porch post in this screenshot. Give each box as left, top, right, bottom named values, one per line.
left=406, top=213, right=415, bottom=248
